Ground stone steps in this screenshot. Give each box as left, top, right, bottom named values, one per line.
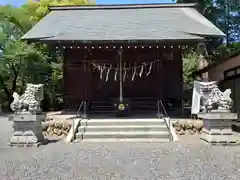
left=76, top=131, right=169, bottom=139
left=79, top=118, right=166, bottom=126
left=75, top=138, right=170, bottom=143
left=78, top=125, right=168, bottom=132
left=75, top=118, right=170, bottom=142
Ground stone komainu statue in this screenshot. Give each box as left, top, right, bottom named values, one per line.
left=10, top=84, right=44, bottom=113
left=200, top=83, right=233, bottom=112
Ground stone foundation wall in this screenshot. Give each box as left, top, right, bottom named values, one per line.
left=172, top=120, right=203, bottom=135
left=42, top=121, right=72, bottom=137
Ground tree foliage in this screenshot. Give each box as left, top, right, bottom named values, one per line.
left=0, top=0, right=94, bottom=111
left=213, top=42, right=240, bottom=60
left=23, top=0, right=95, bottom=22
left=177, top=0, right=240, bottom=44
left=182, top=50, right=198, bottom=91
left=177, top=0, right=240, bottom=100
left=0, top=6, right=50, bottom=109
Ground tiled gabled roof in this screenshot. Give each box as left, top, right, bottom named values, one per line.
left=21, top=3, right=225, bottom=42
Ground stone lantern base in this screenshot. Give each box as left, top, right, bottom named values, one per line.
left=8, top=112, right=46, bottom=147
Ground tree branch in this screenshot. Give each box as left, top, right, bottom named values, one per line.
left=9, top=63, right=18, bottom=92
left=0, top=75, right=11, bottom=98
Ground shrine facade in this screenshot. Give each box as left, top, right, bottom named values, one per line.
left=22, top=3, right=224, bottom=116
left=62, top=44, right=184, bottom=116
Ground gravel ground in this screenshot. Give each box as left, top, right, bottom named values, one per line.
left=0, top=116, right=240, bottom=180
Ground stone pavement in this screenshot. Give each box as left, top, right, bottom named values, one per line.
left=0, top=116, right=240, bottom=180
left=0, top=115, right=13, bottom=146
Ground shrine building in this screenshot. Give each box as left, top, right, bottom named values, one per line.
left=22, top=3, right=224, bottom=117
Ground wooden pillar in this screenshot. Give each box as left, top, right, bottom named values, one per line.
left=83, top=58, right=88, bottom=118
left=63, top=48, right=67, bottom=109
left=158, top=49, right=163, bottom=101
left=179, top=49, right=184, bottom=117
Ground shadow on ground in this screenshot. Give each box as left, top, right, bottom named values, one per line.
left=232, top=124, right=240, bottom=133
left=43, top=139, right=60, bottom=145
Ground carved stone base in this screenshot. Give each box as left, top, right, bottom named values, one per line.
left=200, top=134, right=239, bottom=146
left=8, top=141, right=43, bottom=148
left=198, top=112, right=240, bottom=146
left=8, top=112, right=45, bottom=147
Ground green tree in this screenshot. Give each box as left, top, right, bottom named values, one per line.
left=0, top=5, right=34, bottom=38
left=212, top=42, right=240, bottom=61
left=176, top=0, right=220, bottom=22
left=0, top=5, right=50, bottom=110
left=177, top=0, right=240, bottom=89
left=0, top=39, right=50, bottom=109
left=182, top=50, right=199, bottom=106
left=23, top=0, right=95, bottom=22
left=0, top=6, right=31, bottom=105
left=177, top=0, right=240, bottom=44
left=182, top=50, right=198, bottom=91
left=20, top=0, right=96, bottom=110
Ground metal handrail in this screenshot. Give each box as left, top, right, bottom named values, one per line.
left=157, top=100, right=168, bottom=117
left=72, top=101, right=85, bottom=141
left=76, top=101, right=84, bottom=117
left=157, top=100, right=173, bottom=141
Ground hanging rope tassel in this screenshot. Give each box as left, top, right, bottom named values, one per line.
left=103, top=64, right=106, bottom=80
left=125, top=64, right=130, bottom=81
left=143, top=62, right=147, bottom=75
left=97, top=65, right=101, bottom=71
left=139, top=64, right=144, bottom=77
left=100, top=66, right=104, bottom=80
left=147, top=62, right=153, bottom=76
left=92, top=63, right=97, bottom=72
left=114, top=66, right=118, bottom=81
left=105, top=65, right=112, bottom=82
left=132, top=64, right=136, bottom=81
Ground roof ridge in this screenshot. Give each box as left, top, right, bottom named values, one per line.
left=49, top=3, right=197, bottom=11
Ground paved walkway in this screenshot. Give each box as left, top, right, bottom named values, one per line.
left=0, top=116, right=240, bottom=180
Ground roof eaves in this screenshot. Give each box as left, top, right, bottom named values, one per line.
left=48, top=3, right=197, bottom=11
left=21, top=35, right=56, bottom=41
left=185, top=32, right=225, bottom=38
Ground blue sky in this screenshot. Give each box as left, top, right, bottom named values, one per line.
left=0, top=0, right=174, bottom=6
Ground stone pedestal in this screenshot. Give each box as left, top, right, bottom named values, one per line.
left=8, top=112, right=46, bottom=147
left=198, top=111, right=239, bottom=145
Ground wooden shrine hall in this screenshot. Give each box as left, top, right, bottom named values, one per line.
left=22, top=3, right=224, bottom=117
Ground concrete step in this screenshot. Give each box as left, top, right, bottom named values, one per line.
left=131, top=107, right=156, bottom=109
left=75, top=138, right=170, bottom=143
left=87, top=110, right=157, bottom=114
left=87, top=109, right=115, bottom=113
left=89, top=105, right=156, bottom=110
left=78, top=118, right=166, bottom=126
left=78, top=125, right=168, bottom=132
left=76, top=131, right=169, bottom=139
